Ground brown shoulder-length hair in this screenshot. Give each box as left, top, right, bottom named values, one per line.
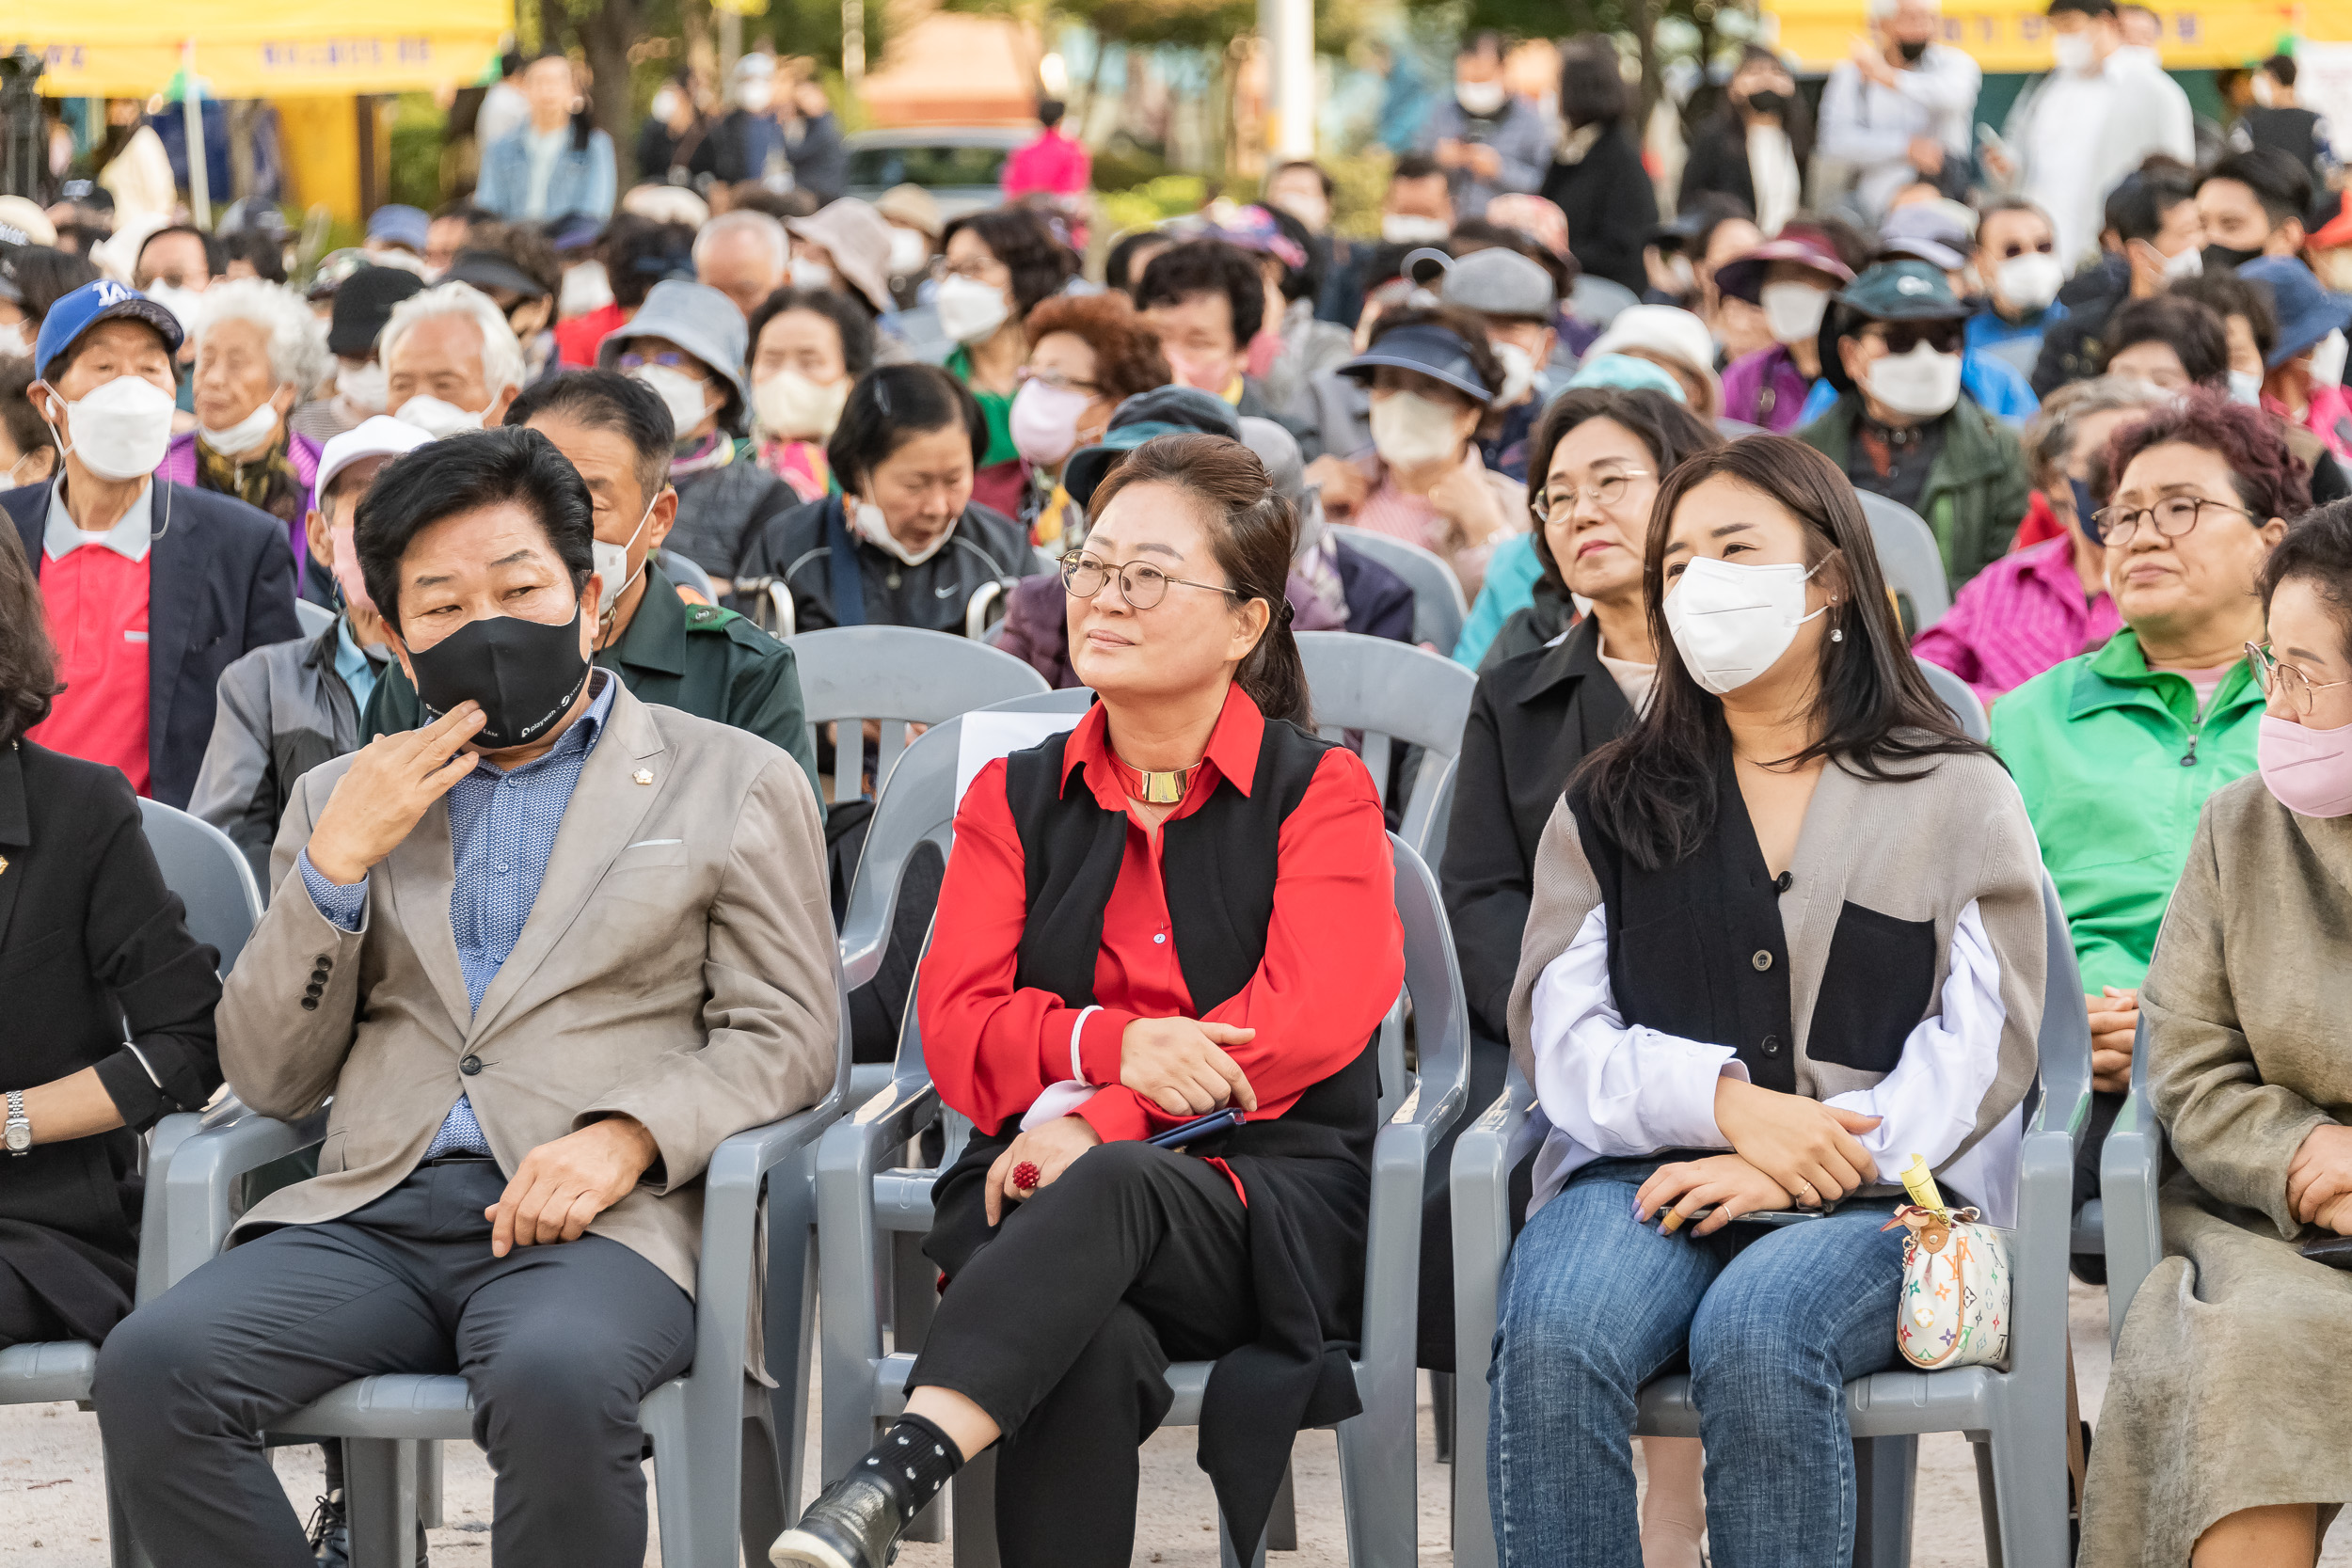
left=0, top=525, right=59, bottom=748
left=1525, top=387, right=1724, bottom=595
left=1085, top=432, right=1311, bottom=729
left=1024, top=293, right=1172, bottom=404
left=1575, top=436, right=1987, bottom=869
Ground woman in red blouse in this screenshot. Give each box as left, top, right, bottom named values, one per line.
left=772, top=434, right=1404, bottom=1568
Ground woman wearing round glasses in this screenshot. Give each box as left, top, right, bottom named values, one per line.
left=772, top=433, right=1405, bottom=1568
left=2079, top=499, right=2352, bottom=1566
left=1992, top=388, right=2305, bottom=1233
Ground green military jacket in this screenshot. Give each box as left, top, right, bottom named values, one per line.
left=1988, top=626, right=2264, bottom=991
left=362, top=564, right=821, bottom=800
left=1797, top=390, right=2034, bottom=593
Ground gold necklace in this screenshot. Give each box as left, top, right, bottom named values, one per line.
left=1111, top=753, right=1196, bottom=805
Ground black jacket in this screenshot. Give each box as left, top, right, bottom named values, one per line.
left=735, top=495, right=1040, bottom=636
left=1541, top=122, right=1659, bottom=296
left=634, top=116, right=721, bottom=184
left=1440, top=616, right=1634, bottom=1043
left=4, top=479, right=302, bottom=810
left=0, top=738, right=224, bottom=1340
left=1677, top=110, right=1810, bottom=221
left=668, top=449, right=803, bottom=579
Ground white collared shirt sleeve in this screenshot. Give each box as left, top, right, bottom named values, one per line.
left=1821, top=898, right=2016, bottom=1221
left=1529, top=904, right=1749, bottom=1162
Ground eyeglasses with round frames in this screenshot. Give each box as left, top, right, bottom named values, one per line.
left=2247, top=640, right=2352, bottom=716
left=1060, top=552, right=1243, bottom=610
left=2093, top=494, right=2252, bottom=546
left=1532, top=467, right=1652, bottom=524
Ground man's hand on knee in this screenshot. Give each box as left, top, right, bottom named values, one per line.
left=486, top=1117, right=660, bottom=1257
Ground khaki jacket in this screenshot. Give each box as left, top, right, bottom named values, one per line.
left=216, top=679, right=838, bottom=1295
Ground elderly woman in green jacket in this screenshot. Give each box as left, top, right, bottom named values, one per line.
left=1989, top=389, right=2306, bottom=1236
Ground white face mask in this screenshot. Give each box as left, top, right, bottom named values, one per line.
left=1490, top=341, right=1539, bottom=406
left=199, top=393, right=284, bottom=459
left=592, top=492, right=660, bottom=628
left=1381, top=214, right=1453, bottom=246
left=0, top=323, right=27, bottom=360
left=559, top=261, right=615, bottom=317
left=2138, top=239, right=2201, bottom=281
left=1456, top=79, right=1508, bottom=116
left=1994, top=252, right=2064, bottom=312
left=650, top=87, right=682, bottom=123
left=755, top=369, right=851, bottom=440
left=1866, top=343, right=1964, bottom=419
left=2312, top=328, right=2349, bottom=389
left=852, top=494, right=951, bottom=565
left=789, top=257, right=835, bottom=292
left=2052, top=33, right=2096, bottom=74
left=144, top=283, right=204, bottom=333
left=393, top=394, right=487, bottom=439
left=1664, top=555, right=1828, bottom=695
left=738, top=80, right=774, bottom=113
left=1370, top=388, right=1467, bottom=470
left=635, top=364, right=716, bottom=438
left=886, top=228, right=930, bottom=277
left=2228, top=369, right=2265, bottom=406
left=1760, top=281, right=1831, bottom=344
left=934, top=275, right=1011, bottom=345
left=52, top=374, right=177, bottom=482
left=338, top=358, right=389, bottom=414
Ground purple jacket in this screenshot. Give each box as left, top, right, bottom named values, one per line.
left=165, top=428, right=323, bottom=594
left=1719, top=344, right=1814, bottom=435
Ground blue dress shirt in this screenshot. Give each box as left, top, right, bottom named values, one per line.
left=299, top=671, right=616, bottom=1157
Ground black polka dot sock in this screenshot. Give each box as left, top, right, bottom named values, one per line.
left=859, top=1413, right=966, bottom=1523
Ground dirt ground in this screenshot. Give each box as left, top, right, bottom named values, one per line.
left=3, top=1278, right=2344, bottom=1565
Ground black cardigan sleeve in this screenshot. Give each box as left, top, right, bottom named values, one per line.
left=82, top=786, right=224, bottom=1129
left=1438, top=680, right=1535, bottom=1043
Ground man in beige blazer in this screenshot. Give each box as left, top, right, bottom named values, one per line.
left=94, top=428, right=838, bottom=1568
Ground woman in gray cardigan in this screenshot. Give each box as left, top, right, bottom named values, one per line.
left=1489, top=436, right=2047, bottom=1566
left=2080, top=500, right=2352, bottom=1567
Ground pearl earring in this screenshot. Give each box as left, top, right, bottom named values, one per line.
left=1829, top=598, right=1843, bottom=641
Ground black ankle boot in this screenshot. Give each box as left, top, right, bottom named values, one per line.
left=769, top=1469, right=908, bottom=1568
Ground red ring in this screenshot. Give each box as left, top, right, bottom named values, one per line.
left=1011, top=1161, right=1041, bottom=1193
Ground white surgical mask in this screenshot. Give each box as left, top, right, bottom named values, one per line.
left=1369, top=389, right=1466, bottom=469
left=738, top=80, right=774, bottom=113
left=886, top=228, right=930, bottom=277
left=52, top=374, right=177, bottom=481
left=635, top=364, right=715, bottom=437
left=2144, top=240, right=2202, bottom=281
left=559, top=261, right=615, bottom=317
left=650, top=87, right=682, bottom=123
left=338, top=358, right=389, bottom=414
left=393, top=394, right=487, bottom=439
left=2228, top=369, right=2265, bottom=406
left=0, top=323, right=27, bottom=360
left=1491, top=341, right=1539, bottom=407
left=199, top=393, right=284, bottom=459
left=934, top=275, right=1011, bottom=345
left=592, top=493, right=660, bottom=628
left=2312, top=328, right=2349, bottom=388
left=1664, top=555, right=1828, bottom=695
left=1760, top=281, right=1831, bottom=344
left=1008, top=377, right=1092, bottom=467
left=1866, top=343, right=1963, bottom=419
left=755, top=369, right=851, bottom=441
left=789, top=257, right=835, bottom=292
left=852, top=494, right=951, bottom=565
left=1994, top=252, right=2064, bottom=313
left=2053, top=33, right=2096, bottom=74
left=1381, top=214, right=1453, bottom=246
left=1455, top=79, right=1508, bottom=116
left=144, top=283, right=204, bottom=333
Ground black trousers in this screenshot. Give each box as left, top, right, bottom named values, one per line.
left=913, top=1138, right=1259, bottom=1568
left=93, top=1160, right=695, bottom=1568
left=0, top=1261, right=68, bottom=1347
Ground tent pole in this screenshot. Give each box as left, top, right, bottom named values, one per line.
left=182, top=40, right=211, bottom=230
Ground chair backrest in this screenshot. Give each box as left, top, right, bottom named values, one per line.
left=1915, top=656, right=1989, bottom=741
left=136, top=799, right=263, bottom=974
left=2036, top=869, right=2092, bottom=1121
left=657, top=548, right=719, bottom=601
left=787, top=625, right=1049, bottom=800
left=1391, top=832, right=1470, bottom=1141
left=1327, top=525, right=1470, bottom=654
left=1296, top=631, right=1476, bottom=860
left=1856, top=491, right=1952, bottom=632
left=292, top=596, right=336, bottom=641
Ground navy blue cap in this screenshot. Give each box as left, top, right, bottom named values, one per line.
left=34, top=279, right=183, bottom=382
left=2238, top=256, right=2352, bottom=366
left=367, top=204, right=431, bottom=253
left=1061, top=386, right=1243, bottom=510
left=1335, top=321, right=1495, bottom=403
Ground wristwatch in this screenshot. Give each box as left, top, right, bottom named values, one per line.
left=4, top=1091, right=29, bottom=1156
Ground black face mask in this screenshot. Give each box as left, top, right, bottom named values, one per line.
left=1745, top=88, right=1788, bottom=118
left=1897, top=39, right=1930, bottom=62
left=405, top=608, right=592, bottom=752
left=2201, top=242, right=2265, bottom=273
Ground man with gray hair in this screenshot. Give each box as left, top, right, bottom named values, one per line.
left=1816, top=0, right=1980, bottom=220
left=166, top=277, right=335, bottom=599
left=695, top=209, right=790, bottom=321
left=381, top=280, right=527, bottom=438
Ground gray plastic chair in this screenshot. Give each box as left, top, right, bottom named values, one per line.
left=293, top=596, right=337, bottom=641
left=1449, top=872, right=2091, bottom=1568
left=1858, top=492, right=1953, bottom=632
left=158, top=971, right=856, bottom=1568
left=658, top=548, right=719, bottom=601
left=1916, top=657, right=1990, bottom=742
left=1296, top=631, right=1476, bottom=865
left=1327, top=525, right=1470, bottom=656
left=816, top=834, right=1470, bottom=1568
left=1566, top=276, right=1641, bottom=330
left=136, top=798, right=265, bottom=962
left=787, top=626, right=1049, bottom=800
left=2098, top=1015, right=2163, bottom=1346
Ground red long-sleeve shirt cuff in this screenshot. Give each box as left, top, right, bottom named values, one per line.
left=1031, top=1005, right=1137, bottom=1089
left=1078, top=1006, right=1133, bottom=1087
left=1078, top=1085, right=1154, bottom=1143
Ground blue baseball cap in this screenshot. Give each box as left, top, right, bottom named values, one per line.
left=33, top=279, right=183, bottom=382
left=1336, top=320, right=1497, bottom=404
left=2238, top=256, right=2352, bottom=367
left=366, top=204, right=431, bottom=254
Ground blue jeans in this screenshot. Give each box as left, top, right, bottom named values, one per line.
left=1488, top=1158, right=1907, bottom=1567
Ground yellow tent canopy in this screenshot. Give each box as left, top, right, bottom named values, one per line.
left=1765, top=0, right=2301, bottom=73
left=8, top=0, right=505, bottom=98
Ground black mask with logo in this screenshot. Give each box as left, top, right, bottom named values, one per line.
left=2201, top=242, right=2265, bottom=274
left=405, top=608, right=592, bottom=751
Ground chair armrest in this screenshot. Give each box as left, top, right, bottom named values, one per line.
left=2099, top=1088, right=2165, bottom=1346
left=1448, top=1080, right=1529, bottom=1568
left=135, top=1111, right=208, bottom=1307
left=816, top=1075, right=941, bottom=1353
left=1357, top=1105, right=1432, bottom=1383
left=160, top=1108, right=328, bottom=1291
